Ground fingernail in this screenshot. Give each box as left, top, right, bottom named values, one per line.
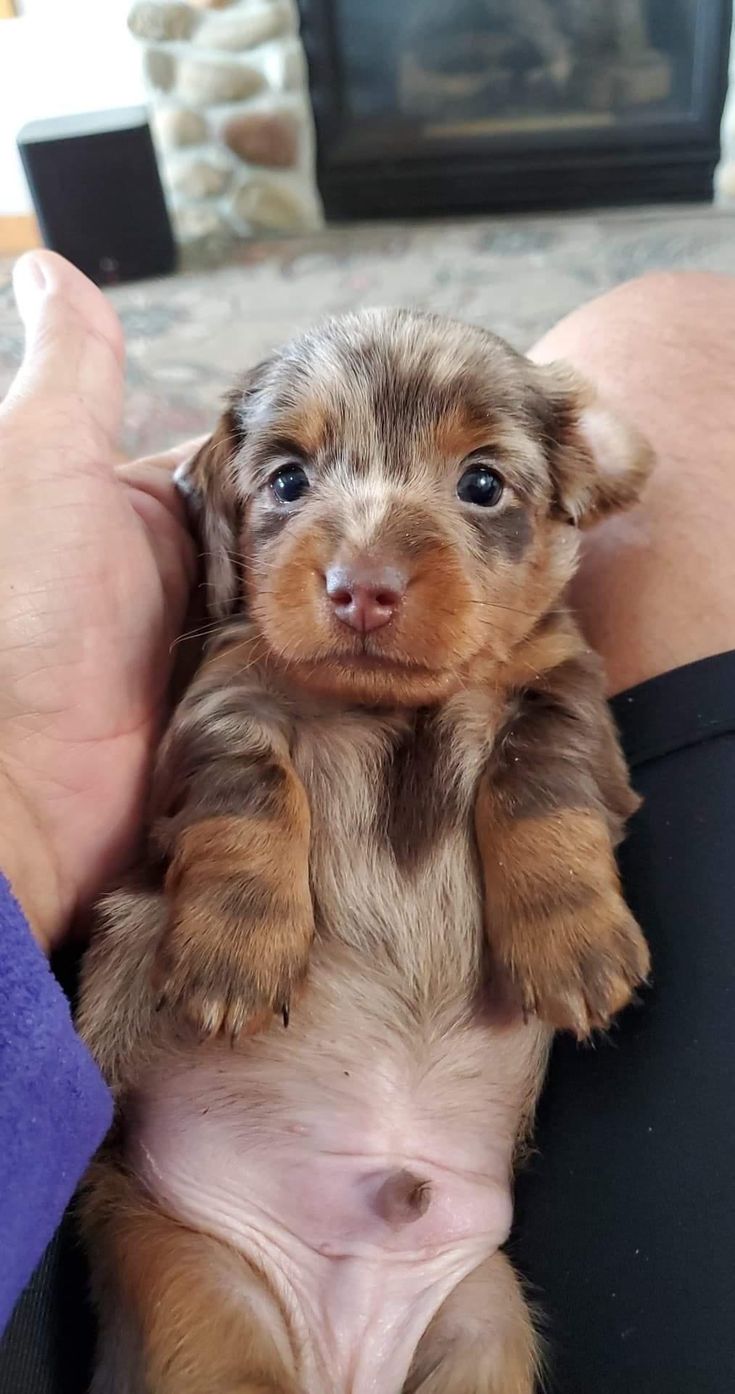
left=22, top=255, right=47, bottom=291
left=13, top=254, right=48, bottom=324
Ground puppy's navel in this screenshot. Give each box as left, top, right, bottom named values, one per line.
left=373, top=1169, right=432, bottom=1226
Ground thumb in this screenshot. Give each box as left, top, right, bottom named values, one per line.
left=2, top=250, right=125, bottom=449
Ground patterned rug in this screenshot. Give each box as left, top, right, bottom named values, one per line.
left=2, top=205, right=735, bottom=455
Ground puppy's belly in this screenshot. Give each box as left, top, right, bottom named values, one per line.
left=129, top=960, right=546, bottom=1394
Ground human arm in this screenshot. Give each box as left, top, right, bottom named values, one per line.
left=0, top=249, right=195, bottom=1326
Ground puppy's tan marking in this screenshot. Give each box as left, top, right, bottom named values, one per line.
left=477, top=803, right=649, bottom=1035
left=83, top=1163, right=298, bottom=1394
left=432, top=402, right=501, bottom=461
left=405, top=1251, right=540, bottom=1394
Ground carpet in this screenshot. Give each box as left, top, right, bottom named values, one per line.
left=2, top=205, right=735, bottom=455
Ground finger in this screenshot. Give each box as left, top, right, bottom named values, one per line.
left=2, top=251, right=124, bottom=450
left=117, top=435, right=208, bottom=482
left=128, top=482, right=198, bottom=618
left=115, top=437, right=208, bottom=520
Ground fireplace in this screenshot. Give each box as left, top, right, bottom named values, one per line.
left=298, top=0, right=733, bottom=219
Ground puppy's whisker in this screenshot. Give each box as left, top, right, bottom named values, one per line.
left=198, top=548, right=246, bottom=564
left=467, top=600, right=556, bottom=621
left=172, top=619, right=228, bottom=646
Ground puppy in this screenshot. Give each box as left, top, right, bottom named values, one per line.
left=79, top=309, right=651, bottom=1394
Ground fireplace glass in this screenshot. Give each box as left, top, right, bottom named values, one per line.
left=299, top=0, right=732, bottom=217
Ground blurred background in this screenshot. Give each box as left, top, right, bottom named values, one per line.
left=1, top=0, right=735, bottom=453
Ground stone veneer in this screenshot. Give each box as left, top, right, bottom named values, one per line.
left=128, top=0, right=323, bottom=243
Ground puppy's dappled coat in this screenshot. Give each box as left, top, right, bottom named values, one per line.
left=79, top=310, right=651, bottom=1394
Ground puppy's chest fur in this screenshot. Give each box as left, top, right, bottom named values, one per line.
left=291, top=690, right=501, bottom=994
left=128, top=690, right=540, bottom=1394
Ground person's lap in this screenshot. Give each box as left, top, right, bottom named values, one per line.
left=535, top=270, right=735, bottom=698
left=513, top=272, right=735, bottom=1392
left=2, top=272, right=733, bottom=1394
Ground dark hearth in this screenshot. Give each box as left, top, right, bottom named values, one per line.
left=298, top=0, right=732, bottom=218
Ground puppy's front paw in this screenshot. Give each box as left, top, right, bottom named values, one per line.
left=153, top=877, right=313, bottom=1040
left=504, top=892, right=649, bottom=1038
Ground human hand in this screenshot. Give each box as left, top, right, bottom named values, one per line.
left=0, top=252, right=196, bottom=952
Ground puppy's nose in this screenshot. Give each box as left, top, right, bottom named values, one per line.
left=325, top=561, right=407, bottom=633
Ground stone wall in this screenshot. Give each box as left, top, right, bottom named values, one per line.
left=128, top=0, right=323, bottom=243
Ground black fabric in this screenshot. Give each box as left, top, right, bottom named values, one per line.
left=2, top=649, right=735, bottom=1393
left=0, top=952, right=95, bottom=1394
left=514, top=649, right=735, bottom=1393
left=0, top=1219, right=94, bottom=1394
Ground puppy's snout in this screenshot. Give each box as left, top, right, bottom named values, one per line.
left=325, top=560, right=407, bottom=634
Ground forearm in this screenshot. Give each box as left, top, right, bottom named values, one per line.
left=0, top=872, right=112, bottom=1330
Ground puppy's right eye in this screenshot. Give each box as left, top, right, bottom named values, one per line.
left=271, top=464, right=310, bottom=504
left=457, top=465, right=504, bottom=508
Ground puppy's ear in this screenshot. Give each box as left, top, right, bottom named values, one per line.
left=533, top=360, right=653, bottom=527
left=175, top=396, right=242, bottom=618
left=175, top=364, right=269, bottom=619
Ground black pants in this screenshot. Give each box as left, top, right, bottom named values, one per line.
left=3, top=651, right=735, bottom=1393
left=514, top=650, right=735, bottom=1393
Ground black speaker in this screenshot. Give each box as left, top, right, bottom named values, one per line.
left=17, top=106, right=176, bottom=286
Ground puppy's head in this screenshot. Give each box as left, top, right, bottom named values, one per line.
left=182, top=310, right=651, bottom=706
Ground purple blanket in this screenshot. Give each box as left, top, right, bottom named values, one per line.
left=0, top=874, right=112, bottom=1330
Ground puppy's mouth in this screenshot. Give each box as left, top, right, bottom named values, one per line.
left=278, top=638, right=462, bottom=705
left=327, top=651, right=437, bottom=675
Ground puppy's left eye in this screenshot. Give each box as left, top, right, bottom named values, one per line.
left=271, top=464, right=310, bottom=504
left=457, top=465, right=504, bottom=508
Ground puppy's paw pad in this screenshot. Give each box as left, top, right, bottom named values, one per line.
left=153, top=923, right=310, bottom=1042
left=513, top=908, right=649, bottom=1039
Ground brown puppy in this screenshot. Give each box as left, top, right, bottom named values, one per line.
left=79, top=309, right=651, bottom=1394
